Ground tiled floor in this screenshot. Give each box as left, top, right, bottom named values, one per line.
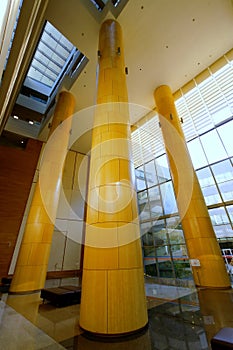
left=1, top=284, right=233, bottom=349
left=0, top=300, right=65, bottom=350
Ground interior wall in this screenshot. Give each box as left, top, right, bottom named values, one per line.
left=48, top=150, right=89, bottom=274
left=0, top=138, right=42, bottom=279
left=8, top=148, right=89, bottom=284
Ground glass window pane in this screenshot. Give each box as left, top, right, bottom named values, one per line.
left=141, top=222, right=153, bottom=245
left=136, top=178, right=146, bottom=191
left=211, top=106, right=232, bottom=125
left=27, top=67, right=43, bottom=83
left=166, top=217, right=185, bottom=244
left=166, top=216, right=182, bottom=229
left=226, top=205, right=233, bottom=224
left=144, top=160, right=158, bottom=187
left=44, top=67, right=57, bottom=81
left=35, top=51, right=49, bottom=66
left=148, top=187, right=163, bottom=218
left=213, top=224, right=233, bottom=239
left=140, top=221, right=152, bottom=236
left=202, top=185, right=222, bottom=205
left=211, top=159, right=233, bottom=183
left=160, top=181, right=178, bottom=215
left=135, top=166, right=146, bottom=191
left=218, top=180, right=233, bottom=201
left=142, top=233, right=154, bottom=246
left=209, top=207, right=230, bottom=225
left=152, top=220, right=168, bottom=244
left=200, top=129, right=228, bottom=164
left=158, top=260, right=174, bottom=278
left=155, top=154, right=171, bottom=183
left=143, top=247, right=155, bottom=257
left=187, top=138, right=208, bottom=169
left=168, top=228, right=185, bottom=245
left=138, top=190, right=150, bottom=220
left=41, top=75, right=54, bottom=87
left=171, top=244, right=187, bottom=258
left=196, top=167, right=215, bottom=187
left=145, top=262, right=157, bottom=277
left=174, top=260, right=192, bottom=280
left=156, top=245, right=170, bottom=258
left=218, top=120, right=233, bottom=157
left=47, top=61, right=61, bottom=74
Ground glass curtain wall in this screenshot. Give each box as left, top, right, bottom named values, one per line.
left=132, top=50, right=233, bottom=286
left=136, top=153, right=192, bottom=286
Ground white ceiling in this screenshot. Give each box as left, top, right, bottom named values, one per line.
left=45, top=0, right=233, bottom=123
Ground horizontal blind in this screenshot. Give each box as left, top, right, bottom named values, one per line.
left=175, top=97, right=197, bottom=140
left=131, top=115, right=165, bottom=167
left=212, top=64, right=233, bottom=116
left=131, top=129, right=143, bottom=167
left=175, top=60, right=233, bottom=141
left=133, top=57, right=233, bottom=165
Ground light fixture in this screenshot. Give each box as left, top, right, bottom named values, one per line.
left=13, top=115, right=19, bottom=119
left=28, top=120, right=34, bottom=125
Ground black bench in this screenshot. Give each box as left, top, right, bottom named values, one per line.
left=0, top=277, right=12, bottom=293
left=211, top=327, right=233, bottom=349
left=40, top=285, right=81, bottom=307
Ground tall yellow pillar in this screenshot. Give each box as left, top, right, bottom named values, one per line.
left=10, top=91, right=75, bottom=293
left=154, top=85, right=230, bottom=288
left=79, top=19, right=148, bottom=335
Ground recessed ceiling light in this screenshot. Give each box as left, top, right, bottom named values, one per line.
left=13, top=115, right=19, bottom=119
left=28, top=120, right=34, bottom=125
left=21, top=140, right=24, bottom=144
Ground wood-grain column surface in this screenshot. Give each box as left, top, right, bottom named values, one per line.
left=154, top=85, right=230, bottom=289
left=10, top=91, right=75, bottom=293
left=79, top=19, right=148, bottom=335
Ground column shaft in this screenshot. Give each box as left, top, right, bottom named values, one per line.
left=79, top=19, right=148, bottom=335
left=10, top=91, right=75, bottom=293
left=154, top=85, right=230, bottom=288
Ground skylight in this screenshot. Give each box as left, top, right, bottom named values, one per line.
left=112, top=0, right=121, bottom=7
left=90, top=0, right=108, bottom=11
left=89, top=0, right=121, bottom=12
left=15, top=20, right=88, bottom=122
left=26, top=21, right=76, bottom=91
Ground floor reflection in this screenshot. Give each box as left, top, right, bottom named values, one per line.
left=1, top=284, right=233, bottom=350
left=148, top=294, right=209, bottom=349
left=198, top=288, right=233, bottom=345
